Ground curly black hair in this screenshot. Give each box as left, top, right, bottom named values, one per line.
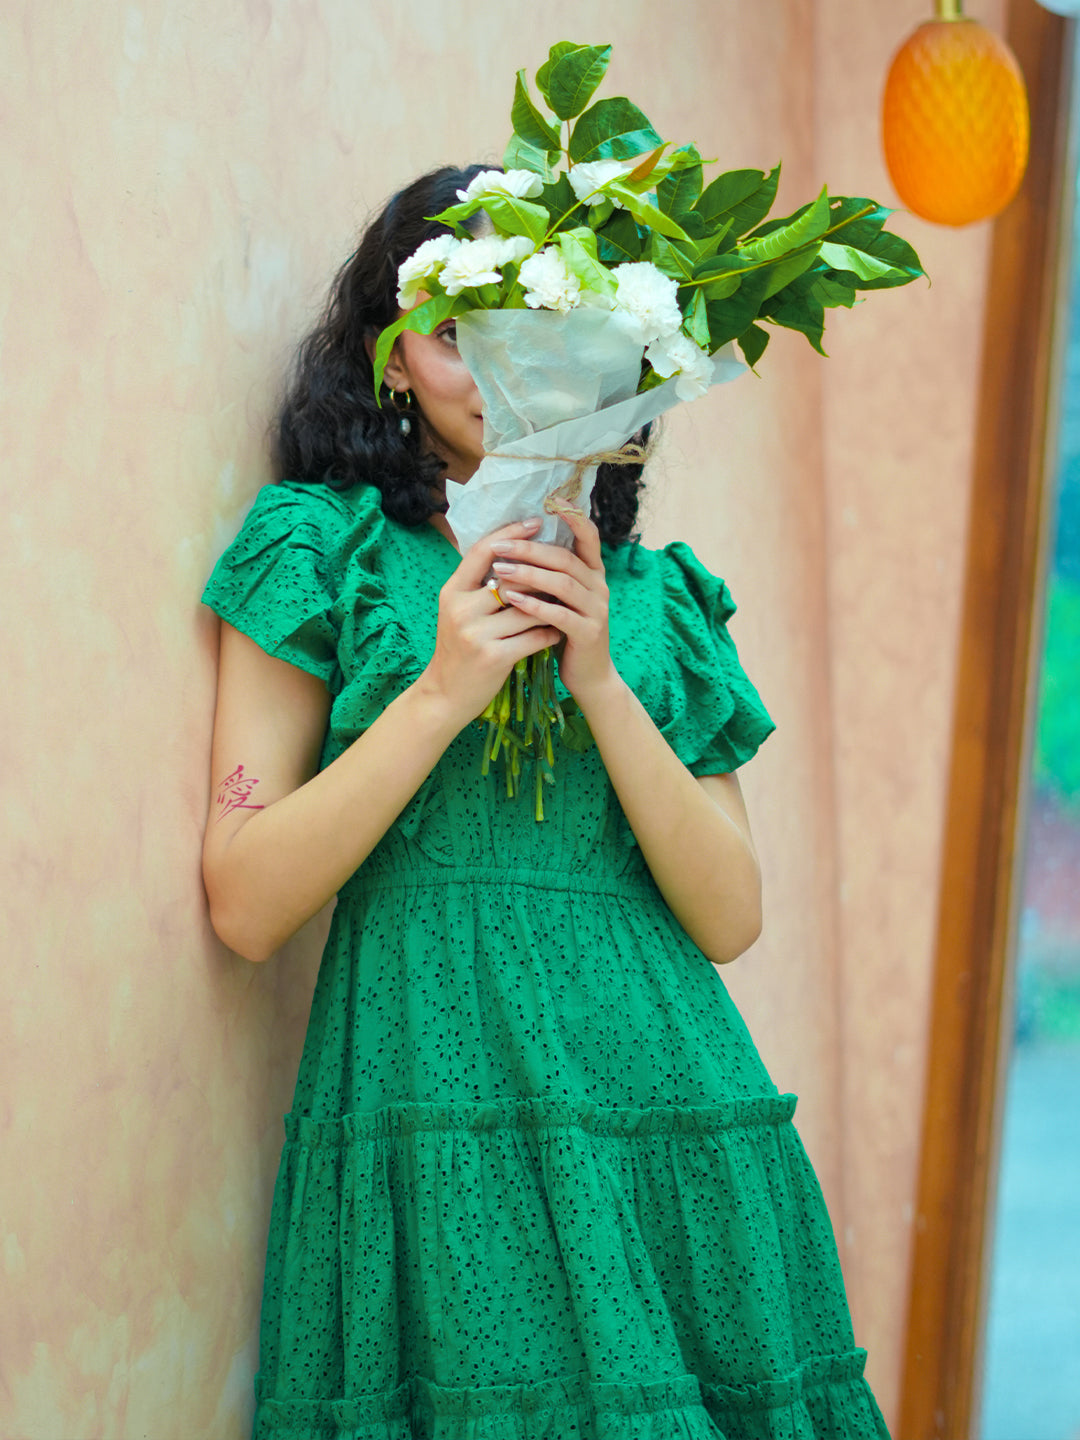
left=274, top=165, right=648, bottom=544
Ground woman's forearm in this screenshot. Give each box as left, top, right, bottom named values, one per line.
left=205, top=678, right=460, bottom=962
left=576, top=673, right=762, bottom=964
left=205, top=524, right=564, bottom=964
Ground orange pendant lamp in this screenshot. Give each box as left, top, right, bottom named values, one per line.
left=882, top=0, right=1030, bottom=226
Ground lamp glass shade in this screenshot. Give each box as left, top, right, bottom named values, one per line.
left=882, top=18, right=1030, bottom=226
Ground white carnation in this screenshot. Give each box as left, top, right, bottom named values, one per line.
left=396, top=235, right=462, bottom=308
left=456, top=168, right=545, bottom=203
left=567, top=158, right=638, bottom=206
left=645, top=329, right=713, bottom=400
left=518, top=247, right=583, bottom=313
left=439, top=234, right=534, bottom=296
left=495, top=234, right=535, bottom=267
left=612, top=261, right=683, bottom=343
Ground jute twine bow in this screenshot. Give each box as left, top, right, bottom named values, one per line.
left=484, top=435, right=655, bottom=515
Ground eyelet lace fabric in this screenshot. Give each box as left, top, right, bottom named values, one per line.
left=203, top=482, right=889, bottom=1440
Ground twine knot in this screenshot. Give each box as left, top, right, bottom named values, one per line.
left=483, top=435, right=654, bottom=516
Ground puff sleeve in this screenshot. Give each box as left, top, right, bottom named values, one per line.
left=655, top=541, right=774, bottom=774
left=201, top=482, right=348, bottom=691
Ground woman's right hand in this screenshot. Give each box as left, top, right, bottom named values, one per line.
left=418, top=517, right=562, bottom=726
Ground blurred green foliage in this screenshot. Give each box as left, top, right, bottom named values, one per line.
left=1034, top=572, right=1080, bottom=811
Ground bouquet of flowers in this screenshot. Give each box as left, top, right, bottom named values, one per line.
left=375, top=41, right=925, bottom=817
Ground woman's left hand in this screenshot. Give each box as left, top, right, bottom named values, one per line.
left=489, top=504, right=619, bottom=706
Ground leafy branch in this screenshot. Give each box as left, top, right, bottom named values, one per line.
left=378, top=39, right=925, bottom=387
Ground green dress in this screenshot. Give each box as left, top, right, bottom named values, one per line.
left=203, top=480, right=889, bottom=1440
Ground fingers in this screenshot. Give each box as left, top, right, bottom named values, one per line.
left=489, top=603, right=557, bottom=639
left=500, top=588, right=602, bottom=644
left=450, top=516, right=543, bottom=591
left=504, top=624, right=563, bottom=661
left=452, top=508, right=602, bottom=593
left=488, top=539, right=592, bottom=591
left=550, top=504, right=604, bottom=571
left=441, top=577, right=560, bottom=648
left=491, top=560, right=591, bottom=612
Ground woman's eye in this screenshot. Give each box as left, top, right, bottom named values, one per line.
left=436, top=324, right=458, bottom=349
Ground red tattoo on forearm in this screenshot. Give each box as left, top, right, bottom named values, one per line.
left=214, top=763, right=265, bottom=821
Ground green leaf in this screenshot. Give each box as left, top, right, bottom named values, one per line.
left=624, top=144, right=667, bottom=183
left=691, top=251, right=756, bottom=282
left=696, top=165, right=780, bottom=238
left=596, top=210, right=643, bottom=263
left=503, top=132, right=558, bottom=181
left=763, top=283, right=827, bottom=354
left=537, top=42, right=612, bottom=121
left=372, top=293, right=462, bottom=394
left=481, top=194, right=551, bottom=245
left=811, top=273, right=858, bottom=309
left=820, top=196, right=890, bottom=247
left=696, top=168, right=763, bottom=220
left=657, top=145, right=703, bottom=217
left=760, top=245, right=822, bottom=300
left=622, top=145, right=699, bottom=190
left=738, top=323, right=770, bottom=370
left=685, top=289, right=711, bottom=347
left=607, top=184, right=688, bottom=240
left=818, top=241, right=907, bottom=284
left=539, top=173, right=579, bottom=223
left=676, top=210, right=709, bottom=241
left=535, top=42, right=576, bottom=103
left=427, top=197, right=483, bottom=237
left=696, top=272, right=743, bottom=301
left=588, top=196, right=615, bottom=227
left=691, top=216, right=733, bottom=257
left=511, top=69, right=562, bottom=151
left=559, top=225, right=600, bottom=254
left=556, top=231, right=616, bottom=297
left=846, top=229, right=924, bottom=289
left=558, top=699, right=594, bottom=752
left=568, top=97, right=662, bottom=163
left=649, top=232, right=698, bottom=282
left=819, top=197, right=925, bottom=288
left=705, top=270, right=771, bottom=347
left=837, top=234, right=924, bottom=289
left=741, top=186, right=830, bottom=261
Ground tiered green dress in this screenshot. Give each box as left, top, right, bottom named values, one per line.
left=203, top=480, right=889, bottom=1440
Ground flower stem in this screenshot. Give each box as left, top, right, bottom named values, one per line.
left=477, top=648, right=565, bottom=819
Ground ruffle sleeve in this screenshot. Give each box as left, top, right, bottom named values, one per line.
left=201, top=481, right=351, bottom=691
left=651, top=540, right=775, bottom=775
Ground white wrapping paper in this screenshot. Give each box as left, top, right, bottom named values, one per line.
left=448, top=308, right=747, bottom=553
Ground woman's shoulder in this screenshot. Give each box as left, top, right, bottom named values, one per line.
left=216, top=480, right=389, bottom=579
left=202, top=481, right=387, bottom=688
left=605, top=535, right=736, bottom=622
left=242, top=478, right=381, bottom=532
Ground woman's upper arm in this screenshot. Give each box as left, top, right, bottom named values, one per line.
left=696, top=771, right=757, bottom=855
left=203, top=621, right=332, bottom=871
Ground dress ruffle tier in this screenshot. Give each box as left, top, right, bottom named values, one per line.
left=253, top=1096, right=887, bottom=1440
left=203, top=482, right=888, bottom=1440
left=255, top=1361, right=884, bottom=1440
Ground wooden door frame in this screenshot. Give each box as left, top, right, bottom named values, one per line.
left=899, top=6, right=1074, bottom=1437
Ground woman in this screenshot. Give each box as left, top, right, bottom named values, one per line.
left=203, top=165, right=889, bottom=1439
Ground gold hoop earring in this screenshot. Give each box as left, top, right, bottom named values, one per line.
left=390, top=388, right=414, bottom=437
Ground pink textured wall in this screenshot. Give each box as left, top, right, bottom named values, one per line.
left=818, top=3, right=1000, bottom=1417
left=0, top=2, right=995, bottom=1434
